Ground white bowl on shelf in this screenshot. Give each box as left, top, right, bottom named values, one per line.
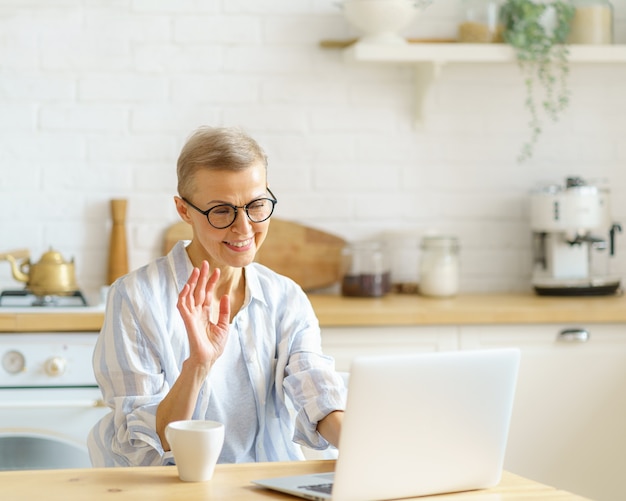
left=341, top=0, right=424, bottom=45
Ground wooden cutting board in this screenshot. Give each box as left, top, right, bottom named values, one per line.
left=163, top=219, right=346, bottom=291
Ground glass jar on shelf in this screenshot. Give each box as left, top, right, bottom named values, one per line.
left=340, top=241, right=391, bottom=298
left=458, top=0, right=504, bottom=43
left=568, top=0, right=613, bottom=44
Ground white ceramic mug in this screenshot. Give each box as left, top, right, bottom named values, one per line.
left=165, top=420, right=225, bottom=482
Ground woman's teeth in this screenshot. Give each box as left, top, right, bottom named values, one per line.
left=227, top=239, right=251, bottom=248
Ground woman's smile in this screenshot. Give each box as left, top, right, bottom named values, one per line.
left=224, top=238, right=254, bottom=251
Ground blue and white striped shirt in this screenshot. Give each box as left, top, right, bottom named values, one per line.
left=87, top=241, right=346, bottom=467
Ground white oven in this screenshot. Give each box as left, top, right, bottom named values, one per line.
left=0, top=332, right=109, bottom=470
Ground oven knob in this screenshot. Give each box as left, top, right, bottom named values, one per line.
left=44, top=356, right=66, bottom=377
left=2, top=350, right=26, bottom=374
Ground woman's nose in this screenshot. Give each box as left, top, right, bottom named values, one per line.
left=231, top=208, right=252, bottom=233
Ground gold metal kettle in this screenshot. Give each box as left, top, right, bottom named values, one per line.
left=0, top=248, right=78, bottom=296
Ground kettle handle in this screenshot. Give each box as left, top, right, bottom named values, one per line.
left=19, top=259, right=31, bottom=274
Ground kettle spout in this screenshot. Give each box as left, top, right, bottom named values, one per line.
left=0, top=249, right=31, bottom=284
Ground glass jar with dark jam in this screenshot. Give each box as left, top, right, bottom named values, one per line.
left=340, top=241, right=391, bottom=297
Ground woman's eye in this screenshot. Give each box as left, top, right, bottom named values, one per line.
left=247, top=201, right=262, bottom=209
left=212, top=206, right=233, bottom=216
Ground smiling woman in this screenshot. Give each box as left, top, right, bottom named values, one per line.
left=87, top=126, right=347, bottom=469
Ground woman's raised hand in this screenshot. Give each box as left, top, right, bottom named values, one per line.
left=177, top=261, right=231, bottom=370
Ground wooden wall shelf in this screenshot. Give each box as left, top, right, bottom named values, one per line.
left=342, top=42, right=626, bottom=64
left=325, top=41, right=626, bottom=124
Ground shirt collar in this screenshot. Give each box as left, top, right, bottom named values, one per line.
left=242, top=263, right=271, bottom=308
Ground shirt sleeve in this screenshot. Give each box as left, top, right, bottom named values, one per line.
left=279, top=287, right=347, bottom=450
left=90, top=273, right=175, bottom=467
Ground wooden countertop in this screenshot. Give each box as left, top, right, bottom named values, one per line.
left=0, top=460, right=591, bottom=500
left=309, top=292, right=626, bottom=326
left=0, top=307, right=105, bottom=332
left=2, top=293, right=626, bottom=332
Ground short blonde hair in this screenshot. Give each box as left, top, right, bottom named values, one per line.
left=177, top=126, right=268, bottom=198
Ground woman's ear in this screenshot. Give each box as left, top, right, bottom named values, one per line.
left=174, top=196, right=193, bottom=224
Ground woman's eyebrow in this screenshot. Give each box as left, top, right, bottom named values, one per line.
left=206, top=193, right=268, bottom=206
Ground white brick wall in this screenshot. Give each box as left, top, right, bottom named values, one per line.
left=1, top=0, right=625, bottom=296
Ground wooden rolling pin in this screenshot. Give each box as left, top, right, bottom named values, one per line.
left=107, top=199, right=129, bottom=284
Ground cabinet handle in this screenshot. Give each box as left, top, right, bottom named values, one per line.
left=558, top=328, right=590, bottom=343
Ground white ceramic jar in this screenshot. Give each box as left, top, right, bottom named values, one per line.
left=419, top=236, right=460, bottom=297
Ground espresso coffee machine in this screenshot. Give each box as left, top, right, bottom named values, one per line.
left=530, top=176, right=622, bottom=296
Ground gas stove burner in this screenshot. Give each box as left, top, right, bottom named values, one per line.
left=32, top=294, right=62, bottom=307
left=0, top=289, right=88, bottom=307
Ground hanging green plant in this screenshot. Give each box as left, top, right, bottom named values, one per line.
left=500, top=0, right=575, bottom=162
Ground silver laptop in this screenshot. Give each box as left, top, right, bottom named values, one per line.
left=253, top=348, right=520, bottom=501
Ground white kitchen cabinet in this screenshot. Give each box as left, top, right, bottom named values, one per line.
left=320, top=326, right=459, bottom=372
left=320, top=321, right=626, bottom=499
left=460, top=324, right=626, bottom=501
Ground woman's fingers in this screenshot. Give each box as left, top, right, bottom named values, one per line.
left=179, top=267, right=200, bottom=310
left=216, top=294, right=231, bottom=332
left=176, top=262, right=232, bottom=368
left=179, top=262, right=217, bottom=309
left=177, top=282, right=189, bottom=307
left=193, top=261, right=210, bottom=305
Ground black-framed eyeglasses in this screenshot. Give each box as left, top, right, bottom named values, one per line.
left=182, top=188, right=278, bottom=229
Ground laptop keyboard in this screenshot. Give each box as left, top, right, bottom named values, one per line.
left=300, top=483, right=333, bottom=495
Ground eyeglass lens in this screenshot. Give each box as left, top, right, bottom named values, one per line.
left=209, top=199, right=275, bottom=228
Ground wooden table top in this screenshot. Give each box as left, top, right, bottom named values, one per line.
left=0, top=460, right=591, bottom=500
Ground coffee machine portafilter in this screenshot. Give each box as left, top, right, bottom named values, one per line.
left=530, top=176, right=622, bottom=296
